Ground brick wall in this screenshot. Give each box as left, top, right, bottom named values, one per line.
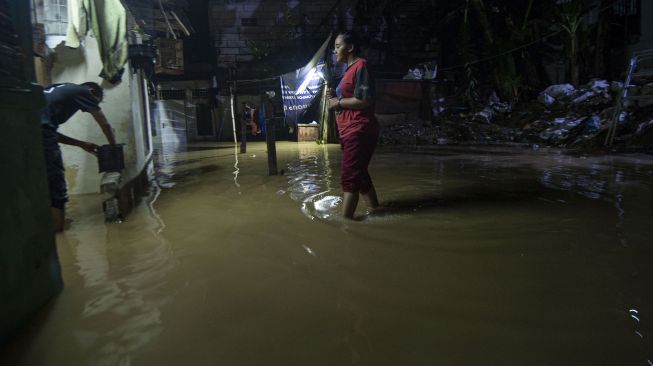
left=209, top=1, right=337, bottom=67
left=208, top=0, right=440, bottom=77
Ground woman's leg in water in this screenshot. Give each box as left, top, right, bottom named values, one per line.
left=342, top=191, right=359, bottom=219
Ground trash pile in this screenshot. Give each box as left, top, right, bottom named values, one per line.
left=379, top=118, right=519, bottom=145
left=402, top=61, right=438, bottom=80
left=378, top=79, right=653, bottom=151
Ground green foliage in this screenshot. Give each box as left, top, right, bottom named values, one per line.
left=555, top=0, right=593, bottom=86
left=459, top=1, right=481, bottom=108
left=445, top=0, right=545, bottom=107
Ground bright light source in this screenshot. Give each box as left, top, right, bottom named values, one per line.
left=295, top=68, right=317, bottom=95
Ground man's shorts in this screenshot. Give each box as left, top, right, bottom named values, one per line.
left=42, top=124, right=68, bottom=210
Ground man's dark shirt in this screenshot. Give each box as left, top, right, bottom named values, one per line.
left=42, top=83, right=100, bottom=127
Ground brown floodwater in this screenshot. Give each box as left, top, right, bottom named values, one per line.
left=2, top=142, right=652, bottom=365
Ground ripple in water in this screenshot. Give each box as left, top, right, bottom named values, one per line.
left=301, top=193, right=341, bottom=220
left=287, top=147, right=414, bottom=222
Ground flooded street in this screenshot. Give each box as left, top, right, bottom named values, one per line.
left=2, top=142, right=653, bottom=365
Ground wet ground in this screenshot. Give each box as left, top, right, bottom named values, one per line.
left=2, top=142, right=652, bottom=365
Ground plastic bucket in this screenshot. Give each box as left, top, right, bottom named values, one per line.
left=97, top=144, right=125, bottom=173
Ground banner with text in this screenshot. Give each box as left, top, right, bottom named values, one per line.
left=280, top=63, right=325, bottom=127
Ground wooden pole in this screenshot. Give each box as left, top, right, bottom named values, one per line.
left=320, top=81, right=329, bottom=143
left=240, top=102, right=247, bottom=154
left=261, top=84, right=278, bottom=175
left=265, top=117, right=278, bottom=176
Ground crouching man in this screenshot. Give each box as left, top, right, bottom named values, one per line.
left=41, top=82, right=116, bottom=232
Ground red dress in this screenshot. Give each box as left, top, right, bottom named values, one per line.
left=335, top=58, right=379, bottom=193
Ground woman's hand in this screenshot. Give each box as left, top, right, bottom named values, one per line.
left=328, top=97, right=340, bottom=110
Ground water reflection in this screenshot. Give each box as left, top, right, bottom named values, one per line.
left=2, top=143, right=652, bottom=365
left=287, top=144, right=340, bottom=220
left=60, top=186, right=177, bottom=365
left=233, top=145, right=241, bottom=188
left=284, top=144, right=653, bottom=363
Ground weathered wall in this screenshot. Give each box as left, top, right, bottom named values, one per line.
left=50, top=36, right=150, bottom=194
left=0, top=85, right=63, bottom=343
left=208, top=0, right=434, bottom=78
left=209, top=0, right=339, bottom=67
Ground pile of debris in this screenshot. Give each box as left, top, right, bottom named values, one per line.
left=378, top=79, right=653, bottom=151
left=522, top=79, right=653, bottom=150
left=378, top=118, right=519, bottom=145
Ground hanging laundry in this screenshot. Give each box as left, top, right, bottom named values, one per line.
left=66, top=0, right=128, bottom=83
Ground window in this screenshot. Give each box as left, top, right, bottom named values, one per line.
left=613, top=0, right=639, bottom=16
left=43, top=0, right=67, bottom=35
left=613, top=0, right=641, bottom=37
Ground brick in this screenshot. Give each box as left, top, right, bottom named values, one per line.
left=226, top=40, right=247, bottom=48
left=239, top=4, right=261, bottom=12
left=216, top=18, right=238, bottom=27
left=240, top=32, right=275, bottom=41
left=220, top=47, right=241, bottom=55
left=217, top=54, right=236, bottom=63
left=214, top=9, right=237, bottom=19
left=261, top=3, right=282, bottom=12
left=217, top=32, right=240, bottom=41
left=239, top=26, right=264, bottom=34
left=236, top=54, right=254, bottom=62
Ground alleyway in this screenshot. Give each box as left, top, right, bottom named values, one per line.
left=1, top=142, right=652, bottom=365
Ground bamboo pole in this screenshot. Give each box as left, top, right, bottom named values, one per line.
left=158, top=0, right=176, bottom=39
left=229, top=85, right=237, bottom=146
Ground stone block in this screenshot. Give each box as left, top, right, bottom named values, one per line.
left=100, top=172, right=122, bottom=197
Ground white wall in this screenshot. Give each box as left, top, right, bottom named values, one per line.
left=50, top=36, right=150, bottom=194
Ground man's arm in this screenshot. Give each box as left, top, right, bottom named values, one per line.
left=57, top=133, right=98, bottom=154
left=89, top=109, right=116, bottom=145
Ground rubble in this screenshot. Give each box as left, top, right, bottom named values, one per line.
left=377, top=78, right=653, bottom=152
left=402, top=61, right=438, bottom=80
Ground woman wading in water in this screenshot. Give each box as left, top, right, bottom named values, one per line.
left=327, top=31, right=380, bottom=219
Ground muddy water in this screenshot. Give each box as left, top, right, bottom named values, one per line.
left=2, top=142, right=652, bottom=365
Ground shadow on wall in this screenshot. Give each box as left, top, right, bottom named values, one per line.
left=52, top=43, right=87, bottom=73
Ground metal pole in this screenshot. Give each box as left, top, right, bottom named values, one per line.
left=605, top=56, right=637, bottom=146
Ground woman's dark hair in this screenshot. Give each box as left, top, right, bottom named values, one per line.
left=82, top=81, right=104, bottom=102
left=337, top=30, right=363, bottom=56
